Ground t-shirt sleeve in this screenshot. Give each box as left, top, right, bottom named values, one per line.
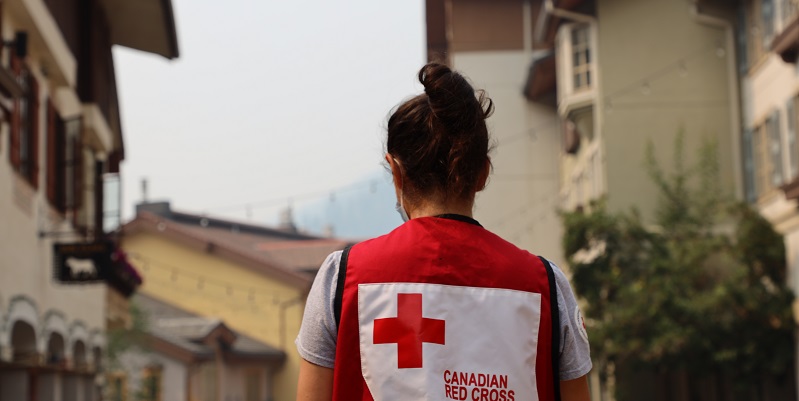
left=295, top=250, right=341, bottom=368
left=548, top=259, right=593, bottom=380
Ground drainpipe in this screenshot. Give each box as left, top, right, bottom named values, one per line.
left=689, top=3, right=744, bottom=201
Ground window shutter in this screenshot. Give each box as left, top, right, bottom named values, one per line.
left=9, top=56, right=20, bottom=170
left=769, top=110, right=784, bottom=187
left=46, top=100, right=57, bottom=204
left=73, top=132, right=84, bottom=224
left=788, top=98, right=798, bottom=179
left=743, top=128, right=756, bottom=203
left=29, top=74, right=39, bottom=189
left=9, top=102, right=19, bottom=168
left=94, top=160, right=104, bottom=235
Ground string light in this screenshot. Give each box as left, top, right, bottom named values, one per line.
left=678, top=61, right=688, bottom=77
left=602, top=41, right=724, bottom=105
left=641, top=82, right=651, bottom=96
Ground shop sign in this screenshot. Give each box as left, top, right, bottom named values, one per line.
left=53, top=241, right=113, bottom=283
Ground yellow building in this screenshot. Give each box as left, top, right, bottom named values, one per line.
left=122, top=201, right=349, bottom=401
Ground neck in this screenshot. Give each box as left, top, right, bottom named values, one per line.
left=406, top=198, right=474, bottom=219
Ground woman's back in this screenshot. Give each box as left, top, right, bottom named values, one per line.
left=333, top=215, right=559, bottom=401
left=295, top=63, right=591, bottom=401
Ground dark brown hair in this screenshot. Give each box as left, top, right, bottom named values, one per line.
left=387, top=63, right=494, bottom=202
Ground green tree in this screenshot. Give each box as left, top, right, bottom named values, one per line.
left=562, top=132, right=795, bottom=400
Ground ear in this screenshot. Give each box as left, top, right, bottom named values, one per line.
left=476, top=158, right=491, bottom=192
left=386, top=154, right=403, bottom=191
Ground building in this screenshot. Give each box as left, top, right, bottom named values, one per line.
left=115, top=294, right=284, bottom=401
left=122, top=201, right=350, bottom=401
left=0, top=0, right=178, bottom=400
left=425, top=0, right=566, bottom=268
left=426, top=0, right=751, bottom=399
left=533, top=0, right=741, bottom=220
left=737, top=0, right=799, bottom=395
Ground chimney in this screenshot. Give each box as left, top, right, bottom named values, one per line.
left=278, top=207, right=297, bottom=233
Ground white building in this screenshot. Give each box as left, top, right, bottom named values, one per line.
left=738, top=0, right=799, bottom=394
left=425, top=0, right=565, bottom=267
left=0, top=0, right=178, bottom=400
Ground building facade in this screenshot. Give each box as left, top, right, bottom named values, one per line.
left=0, top=0, right=177, bottom=400
left=428, top=0, right=748, bottom=399
left=116, top=294, right=285, bottom=401
left=536, top=0, right=741, bottom=221
left=738, top=0, right=799, bottom=396
left=122, top=202, right=349, bottom=401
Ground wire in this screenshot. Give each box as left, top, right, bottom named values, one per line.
left=602, top=41, right=724, bottom=104
left=205, top=180, right=378, bottom=213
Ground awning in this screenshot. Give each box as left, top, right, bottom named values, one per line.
left=99, top=0, right=179, bottom=59
left=523, top=51, right=557, bottom=102
left=781, top=176, right=799, bottom=200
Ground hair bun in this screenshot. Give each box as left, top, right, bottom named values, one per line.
left=417, top=63, right=493, bottom=121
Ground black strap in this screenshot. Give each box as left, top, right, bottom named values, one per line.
left=539, top=256, right=562, bottom=401
left=333, top=245, right=353, bottom=331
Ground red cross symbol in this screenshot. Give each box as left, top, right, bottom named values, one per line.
left=373, top=293, right=445, bottom=369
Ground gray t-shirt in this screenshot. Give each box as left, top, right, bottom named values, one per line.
left=296, top=250, right=593, bottom=381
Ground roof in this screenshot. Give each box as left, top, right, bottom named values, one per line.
left=122, top=202, right=352, bottom=288
left=135, top=294, right=284, bottom=363
left=534, top=0, right=594, bottom=46
left=100, top=0, right=180, bottom=59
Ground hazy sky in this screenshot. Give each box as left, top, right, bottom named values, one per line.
left=114, top=0, right=426, bottom=230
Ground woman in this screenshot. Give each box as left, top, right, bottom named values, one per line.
left=296, top=63, right=592, bottom=401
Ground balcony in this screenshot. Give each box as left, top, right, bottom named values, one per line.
left=771, top=0, right=799, bottom=63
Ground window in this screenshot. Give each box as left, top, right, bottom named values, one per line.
left=9, top=56, right=40, bottom=188
left=140, top=366, right=162, bottom=401
left=768, top=110, right=784, bottom=187
left=762, top=0, right=775, bottom=46
left=46, top=106, right=83, bottom=214
left=788, top=97, right=798, bottom=179
left=571, top=25, right=591, bottom=91
left=107, top=372, right=127, bottom=401
left=200, top=363, right=217, bottom=401
left=743, top=129, right=757, bottom=202
left=557, top=22, right=595, bottom=101
left=752, top=110, right=785, bottom=197
left=245, top=370, right=261, bottom=401
left=746, top=0, right=772, bottom=67
left=784, top=0, right=799, bottom=26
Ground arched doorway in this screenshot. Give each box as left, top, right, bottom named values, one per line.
left=72, top=341, right=87, bottom=371
left=11, top=321, right=38, bottom=365
left=0, top=320, right=39, bottom=401
left=45, top=333, right=66, bottom=367
left=62, top=340, right=89, bottom=401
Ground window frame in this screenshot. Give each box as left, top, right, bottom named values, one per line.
left=557, top=21, right=597, bottom=104
left=107, top=372, right=128, bottom=401
left=752, top=109, right=787, bottom=199
left=9, top=55, right=40, bottom=189
left=141, top=365, right=163, bottom=401
left=571, top=25, right=592, bottom=92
